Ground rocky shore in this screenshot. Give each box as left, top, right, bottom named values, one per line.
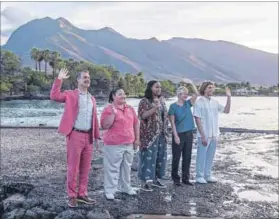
left=0, top=128, right=278, bottom=219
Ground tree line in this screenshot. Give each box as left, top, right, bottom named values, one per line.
left=1, top=49, right=278, bottom=98
left=0, top=49, right=177, bottom=97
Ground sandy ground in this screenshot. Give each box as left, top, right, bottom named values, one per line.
left=0, top=128, right=278, bottom=219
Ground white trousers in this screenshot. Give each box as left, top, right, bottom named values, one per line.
left=103, top=144, right=134, bottom=194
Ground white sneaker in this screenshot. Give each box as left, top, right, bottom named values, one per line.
left=196, top=177, right=207, bottom=184
left=205, top=176, right=217, bottom=183
left=122, top=188, right=137, bottom=196
left=105, top=193, right=115, bottom=200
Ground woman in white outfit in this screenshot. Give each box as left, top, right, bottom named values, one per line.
left=100, top=88, right=140, bottom=200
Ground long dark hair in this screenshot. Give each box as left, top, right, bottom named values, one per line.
left=108, top=87, right=122, bottom=103
left=144, top=80, right=159, bottom=102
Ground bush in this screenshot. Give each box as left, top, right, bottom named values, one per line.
left=27, top=85, right=40, bottom=93
left=0, top=81, right=12, bottom=93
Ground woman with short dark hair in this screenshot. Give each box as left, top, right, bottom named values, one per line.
left=101, top=88, right=140, bottom=200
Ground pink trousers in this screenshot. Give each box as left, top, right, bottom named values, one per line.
left=66, top=130, right=93, bottom=198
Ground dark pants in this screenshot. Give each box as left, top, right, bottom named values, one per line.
left=171, top=131, right=193, bottom=182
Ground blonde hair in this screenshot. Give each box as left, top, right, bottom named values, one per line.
left=176, top=86, right=188, bottom=96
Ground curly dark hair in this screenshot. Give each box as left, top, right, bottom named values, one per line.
left=144, top=80, right=160, bottom=102
left=108, top=87, right=123, bottom=103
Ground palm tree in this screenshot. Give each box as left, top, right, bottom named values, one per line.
left=65, top=59, right=79, bottom=73
left=30, top=48, right=38, bottom=71
left=37, top=50, right=44, bottom=72
left=49, top=51, right=61, bottom=79
left=42, top=49, right=51, bottom=77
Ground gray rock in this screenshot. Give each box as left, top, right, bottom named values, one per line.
left=24, top=209, right=38, bottom=219
left=31, top=207, right=56, bottom=219
left=3, top=193, right=25, bottom=211
left=92, top=164, right=103, bottom=170
left=3, top=208, right=26, bottom=219
left=22, top=199, right=40, bottom=210
left=92, top=157, right=103, bottom=165
left=86, top=210, right=111, bottom=219
left=54, top=210, right=84, bottom=219
left=55, top=206, right=65, bottom=214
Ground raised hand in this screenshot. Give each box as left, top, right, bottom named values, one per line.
left=182, top=78, right=193, bottom=84
left=225, top=87, right=231, bottom=97
left=111, top=103, right=118, bottom=114
left=153, top=97, right=161, bottom=109
left=58, top=68, right=69, bottom=80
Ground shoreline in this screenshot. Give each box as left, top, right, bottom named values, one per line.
left=1, top=128, right=278, bottom=219
left=1, top=94, right=278, bottom=101
left=0, top=125, right=278, bottom=135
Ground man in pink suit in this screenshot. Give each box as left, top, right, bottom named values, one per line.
left=50, top=68, right=101, bottom=207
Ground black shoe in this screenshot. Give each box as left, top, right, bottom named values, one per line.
left=151, top=180, right=167, bottom=189
left=174, top=181, right=182, bottom=186
left=140, top=184, right=153, bottom=192
left=182, top=180, right=194, bottom=186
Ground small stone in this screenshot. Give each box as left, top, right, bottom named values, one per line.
left=54, top=210, right=84, bottom=219
left=3, top=208, right=26, bottom=219
left=22, top=199, right=40, bottom=210
left=92, top=157, right=103, bottom=165
left=86, top=210, right=111, bottom=219
left=3, top=193, right=26, bottom=211
left=24, top=209, right=38, bottom=219
left=32, top=207, right=56, bottom=219
left=55, top=206, right=65, bottom=214
left=92, top=164, right=103, bottom=170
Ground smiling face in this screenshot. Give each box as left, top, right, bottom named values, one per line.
left=113, top=89, right=126, bottom=105
left=77, top=71, right=90, bottom=88
left=177, top=86, right=188, bottom=101
left=204, top=84, right=215, bottom=96
left=151, top=82, right=162, bottom=97
left=200, top=82, right=215, bottom=97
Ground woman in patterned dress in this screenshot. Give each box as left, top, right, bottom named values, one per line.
left=138, top=80, right=169, bottom=191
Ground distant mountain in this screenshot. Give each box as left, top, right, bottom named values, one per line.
left=2, top=17, right=278, bottom=85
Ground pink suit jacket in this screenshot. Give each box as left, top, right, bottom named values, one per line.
left=50, top=78, right=100, bottom=142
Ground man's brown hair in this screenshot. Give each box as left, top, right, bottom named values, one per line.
left=199, top=81, right=214, bottom=96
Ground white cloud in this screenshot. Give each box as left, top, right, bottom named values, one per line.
left=0, top=1, right=278, bottom=53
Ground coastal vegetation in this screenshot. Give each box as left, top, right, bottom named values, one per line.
left=1, top=49, right=278, bottom=99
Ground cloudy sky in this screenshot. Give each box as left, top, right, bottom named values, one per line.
left=1, top=1, right=278, bottom=53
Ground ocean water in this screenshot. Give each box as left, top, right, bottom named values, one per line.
left=1, top=96, right=278, bottom=130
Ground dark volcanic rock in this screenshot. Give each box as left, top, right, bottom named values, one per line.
left=54, top=210, right=84, bottom=219
left=1, top=129, right=278, bottom=219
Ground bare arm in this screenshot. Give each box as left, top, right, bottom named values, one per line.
left=141, top=107, right=157, bottom=120
left=194, top=117, right=206, bottom=138
left=140, top=97, right=161, bottom=120
left=181, top=78, right=199, bottom=105
left=134, top=121, right=140, bottom=141
left=101, top=114, right=116, bottom=130
left=190, top=83, right=199, bottom=105
left=169, top=115, right=178, bottom=137
left=101, top=106, right=117, bottom=130
left=223, top=88, right=231, bottom=114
